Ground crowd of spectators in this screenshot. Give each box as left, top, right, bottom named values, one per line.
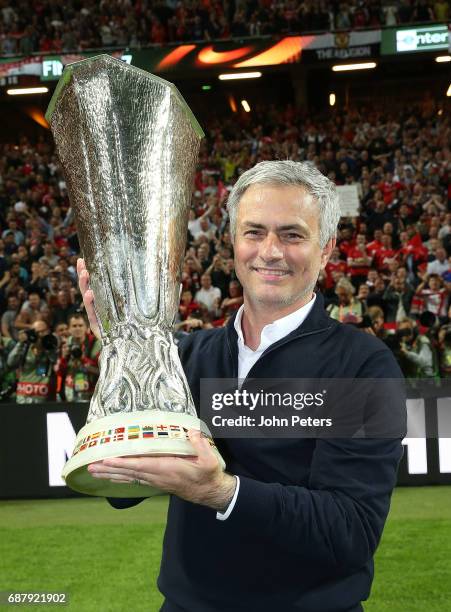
left=0, top=101, right=450, bottom=403
left=0, top=0, right=449, bottom=55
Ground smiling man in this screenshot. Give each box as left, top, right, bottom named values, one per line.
left=80, top=161, right=405, bottom=612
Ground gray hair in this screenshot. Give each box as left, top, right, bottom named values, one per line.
left=335, top=277, right=355, bottom=295
left=226, top=160, right=341, bottom=248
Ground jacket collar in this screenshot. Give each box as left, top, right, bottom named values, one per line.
left=226, top=291, right=331, bottom=353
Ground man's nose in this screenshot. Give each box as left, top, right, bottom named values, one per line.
left=259, top=234, right=283, bottom=262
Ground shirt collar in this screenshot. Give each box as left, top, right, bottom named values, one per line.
left=234, top=294, right=317, bottom=353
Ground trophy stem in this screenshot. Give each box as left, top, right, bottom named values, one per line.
left=88, top=324, right=196, bottom=422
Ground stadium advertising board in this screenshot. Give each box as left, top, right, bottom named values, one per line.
left=0, top=31, right=382, bottom=83
left=0, top=396, right=450, bottom=499
left=300, top=30, right=380, bottom=62
left=381, top=23, right=450, bottom=55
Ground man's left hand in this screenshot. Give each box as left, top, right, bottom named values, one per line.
left=87, top=429, right=236, bottom=512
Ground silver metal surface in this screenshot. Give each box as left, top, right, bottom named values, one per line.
left=47, top=55, right=203, bottom=421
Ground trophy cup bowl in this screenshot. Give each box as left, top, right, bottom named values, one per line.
left=45, top=55, right=225, bottom=497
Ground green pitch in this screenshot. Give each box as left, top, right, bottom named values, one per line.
left=1, top=487, right=450, bottom=611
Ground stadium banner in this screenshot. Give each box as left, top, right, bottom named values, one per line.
left=0, top=31, right=383, bottom=82
left=381, top=23, right=450, bottom=55
left=0, top=393, right=450, bottom=499
left=300, top=30, right=380, bottom=63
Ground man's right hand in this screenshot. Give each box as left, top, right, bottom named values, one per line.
left=77, top=258, right=101, bottom=340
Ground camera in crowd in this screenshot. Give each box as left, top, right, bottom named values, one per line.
left=70, top=345, right=83, bottom=359
left=384, top=328, right=413, bottom=354
left=24, top=328, right=58, bottom=352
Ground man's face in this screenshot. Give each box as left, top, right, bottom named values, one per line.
left=49, top=276, right=59, bottom=290
left=381, top=235, right=392, bottom=248
left=58, top=291, right=69, bottom=307
left=436, top=248, right=446, bottom=262
left=428, top=276, right=440, bottom=291
left=233, top=184, right=333, bottom=310
left=69, top=317, right=88, bottom=340
left=201, top=274, right=212, bottom=289
left=358, top=285, right=369, bottom=298
left=393, top=278, right=404, bottom=292
left=181, top=291, right=193, bottom=305
left=356, top=234, right=366, bottom=248
left=55, top=323, right=69, bottom=338
left=29, top=293, right=40, bottom=309
left=336, top=287, right=351, bottom=305
left=8, top=296, right=19, bottom=311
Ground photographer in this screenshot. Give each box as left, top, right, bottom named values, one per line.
left=388, top=317, right=438, bottom=379
left=0, top=334, right=16, bottom=401
left=438, top=324, right=451, bottom=377
left=7, top=319, right=58, bottom=403
left=56, top=312, right=100, bottom=402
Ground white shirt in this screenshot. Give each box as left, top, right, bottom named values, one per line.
left=426, top=259, right=449, bottom=276
left=195, top=286, right=221, bottom=312
left=216, top=294, right=316, bottom=521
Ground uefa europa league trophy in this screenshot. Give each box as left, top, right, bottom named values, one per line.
left=45, top=54, right=225, bottom=497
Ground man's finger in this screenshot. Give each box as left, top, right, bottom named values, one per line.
left=77, top=260, right=101, bottom=339
left=102, top=455, right=178, bottom=473
left=188, top=429, right=216, bottom=466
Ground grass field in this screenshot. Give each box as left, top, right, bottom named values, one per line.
left=1, top=487, right=450, bottom=612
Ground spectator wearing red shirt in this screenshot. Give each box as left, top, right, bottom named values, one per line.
left=366, top=229, right=383, bottom=257
left=324, top=247, right=347, bottom=289
left=337, top=226, right=355, bottom=258
left=374, top=234, right=398, bottom=273
left=411, top=274, right=448, bottom=319
left=179, top=290, right=201, bottom=321
left=377, top=172, right=404, bottom=205
left=347, top=234, right=372, bottom=289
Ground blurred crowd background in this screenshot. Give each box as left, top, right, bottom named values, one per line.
left=0, top=0, right=450, bottom=403
left=0, top=102, right=450, bottom=403
left=0, top=0, right=449, bottom=53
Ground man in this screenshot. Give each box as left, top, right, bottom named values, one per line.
left=7, top=319, right=58, bottom=403
left=194, top=273, right=222, bottom=314
left=374, top=233, right=397, bottom=273
left=51, top=289, right=78, bottom=326
left=346, top=233, right=372, bottom=289
left=14, top=290, right=49, bottom=331
left=79, top=161, right=405, bottom=612
left=426, top=246, right=449, bottom=277
left=382, top=277, right=414, bottom=323
left=55, top=312, right=101, bottom=402
left=39, top=241, right=60, bottom=269
left=1, top=294, right=20, bottom=340
left=396, top=317, right=437, bottom=379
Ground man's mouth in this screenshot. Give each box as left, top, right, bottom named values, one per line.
left=252, top=267, right=291, bottom=278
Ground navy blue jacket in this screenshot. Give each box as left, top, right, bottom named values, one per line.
left=109, top=292, right=405, bottom=612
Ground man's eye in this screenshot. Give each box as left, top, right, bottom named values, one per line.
left=283, top=233, right=302, bottom=241
left=245, top=230, right=263, bottom=237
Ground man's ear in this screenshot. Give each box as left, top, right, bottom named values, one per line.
left=320, top=236, right=336, bottom=269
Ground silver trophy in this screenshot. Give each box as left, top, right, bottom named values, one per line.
left=46, top=55, right=224, bottom=497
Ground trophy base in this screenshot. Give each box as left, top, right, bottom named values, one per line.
left=62, top=410, right=225, bottom=498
